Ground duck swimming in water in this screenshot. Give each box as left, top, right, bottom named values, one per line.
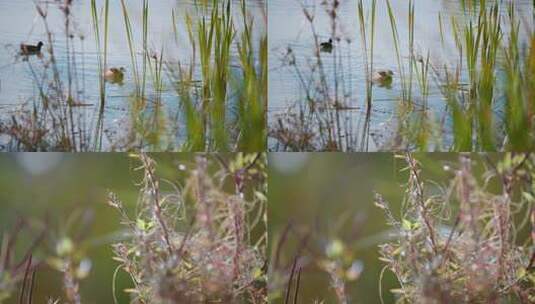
left=372, top=70, right=394, bottom=87
left=320, top=38, right=333, bottom=53
left=20, top=41, right=44, bottom=55
left=103, top=67, right=125, bottom=85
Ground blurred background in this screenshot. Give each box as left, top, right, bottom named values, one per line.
left=0, top=153, right=214, bottom=304
left=267, top=153, right=502, bottom=304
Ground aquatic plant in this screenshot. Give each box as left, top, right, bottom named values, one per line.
left=0, top=1, right=92, bottom=151
left=90, top=0, right=110, bottom=150
left=270, top=0, right=535, bottom=152
left=387, top=0, right=535, bottom=151
left=270, top=0, right=364, bottom=151
left=0, top=0, right=266, bottom=152
left=357, top=0, right=376, bottom=111
left=236, top=0, right=268, bottom=152
left=169, top=0, right=267, bottom=152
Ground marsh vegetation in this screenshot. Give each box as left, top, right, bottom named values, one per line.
left=268, top=0, right=535, bottom=151
left=0, top=0, right=266, bottom=152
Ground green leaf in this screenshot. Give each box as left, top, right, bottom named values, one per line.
left=516, top=267, right=526, bottom=280
left=136, top=218, right=146, bottom=230
left=522, top=192, right=535, bottom=203
left=326, top=239, right=345, bottom=258
left=402, top=219, right=413, bottom=230
left=254, top=191, right=267, bottom=202
left=56, top=237, right=74, bottom=256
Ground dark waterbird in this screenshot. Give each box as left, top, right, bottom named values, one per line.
left=20, top=41, right=44, bottom=55
left=320, top=38, right=333, bottom=53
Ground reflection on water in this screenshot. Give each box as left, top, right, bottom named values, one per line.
left=0, top=0, right=266, bottom=151
left=268, top=0, right=534, bottom=151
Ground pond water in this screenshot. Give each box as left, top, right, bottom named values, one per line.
left=0, top=0, right=265, bottom=150
left=268, top=0, right=534, bottom=151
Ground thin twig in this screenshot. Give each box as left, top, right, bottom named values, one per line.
left=293, top=267, right=302, bottom=304
left=140, top=154, right=175, bottom=255
left=18, top=255, right=32, bottom=304
left=405, top=153, right=439, bottom=255
left=284, top=256, right=299, bottom=304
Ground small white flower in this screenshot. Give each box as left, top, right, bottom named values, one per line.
left=346, top=260, right=364, bottom=281
left=76, top=259, right=92, bottom=279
